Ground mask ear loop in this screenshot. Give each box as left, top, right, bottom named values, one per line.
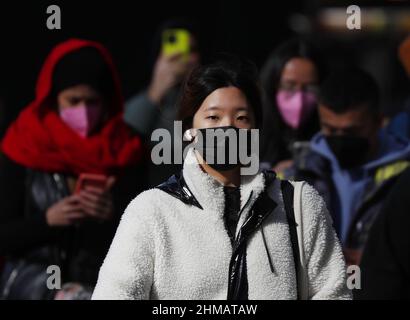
left=184, top=128, right=207, bottom=165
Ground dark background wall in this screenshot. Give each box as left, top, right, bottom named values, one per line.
left=0, top=0, right=409, bottom=135
left=0, top=1, right=301, bottom=127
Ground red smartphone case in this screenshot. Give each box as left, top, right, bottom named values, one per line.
left=74, top=173, right=108, bottom=194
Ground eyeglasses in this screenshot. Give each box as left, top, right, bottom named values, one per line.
left=278, top=83, right=319, bottom=96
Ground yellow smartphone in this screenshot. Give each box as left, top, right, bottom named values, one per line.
left=162, top=28, right=190, bottom=61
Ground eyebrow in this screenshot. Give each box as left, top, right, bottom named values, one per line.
left=204, top=106, right=221, bottom=111
left=204, top=106, right=249, bottom=112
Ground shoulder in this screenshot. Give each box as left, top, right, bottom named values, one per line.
left=121, top=188, right=173, bottom=222
left=290, top=181, right=323, bottom=204
left=265, top=174, right=324, bottom=206
left=288, top=180, right=330, bottom=225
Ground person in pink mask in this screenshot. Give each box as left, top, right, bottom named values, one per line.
left=0, top=39, right=143, bottom=300
left=260, top=38, right=325, bottom=173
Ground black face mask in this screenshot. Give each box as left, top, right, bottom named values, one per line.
left=325, top=135, right=370, bottom=169
left=192, top=126, right=255, bottom=171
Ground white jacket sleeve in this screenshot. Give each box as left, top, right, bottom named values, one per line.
left=92, top=193, right=155, bottom=300
left=300, top=183, right=352, bottom=300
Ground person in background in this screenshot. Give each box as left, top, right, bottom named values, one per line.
left=0, top=96, right=4, bottom=138
left=283, top=67, right=410, bottom=266
left=355, top=167, right=410, bottom=300
left=0, top=39, right=143, bottom=299
left=0, top=96, right=4, bottom=275
left=260, top=38, right=325, bottom=173
left=387, top=35, right=410, bottom=140
left=124, top=18, right=201, bottom=188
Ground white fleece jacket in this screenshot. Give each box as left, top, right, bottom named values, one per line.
left=92, top=149, right=352, bottom=300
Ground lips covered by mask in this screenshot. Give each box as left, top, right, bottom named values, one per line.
left=325, top=135, right=370, bottom=169
left=276, top=90, right=317, bottom=129
left=59, top=104, right=101, bottom=138
left=191, top=126, right=256, bottom=171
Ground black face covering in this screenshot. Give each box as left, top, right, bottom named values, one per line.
left=192, top=126, right=255, bottom=171
left=325, top=135, right=370, bottom=169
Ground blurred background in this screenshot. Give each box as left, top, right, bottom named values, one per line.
left=0, top=0, right=409, bottom=136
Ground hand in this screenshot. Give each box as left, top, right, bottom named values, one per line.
left=147, top=53, right=189, bottom=104
left=77, top=177, right=116, bottom=222
left=46, top=194, right=86, bottom=227
left=54, top=283, right=92, bottom=300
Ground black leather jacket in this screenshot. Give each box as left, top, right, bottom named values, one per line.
left=0, top=154, right=140, bottom=286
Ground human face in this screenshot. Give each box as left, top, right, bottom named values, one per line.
left=57, top=84, right=105, bottom=137
left=192, top=86, right=255, bottom=130
left=57, top=84, right=103, bottom=112
left=278, top=57, right=318, bottom=95
left=319, top=104, right=380, bottom=139
left=191, top=86, right=258, bottom=179
left=318, top=104, right=382, bottom=158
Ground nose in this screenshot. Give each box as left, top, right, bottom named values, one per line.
left=219, top=117, right=235, bottom=128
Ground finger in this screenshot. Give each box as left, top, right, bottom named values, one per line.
left=83, top=186, right=106, bottom=195
left=80, top=190, right=100, bottom=203
left=106, top=176, right=116, bottom=190
left=81, top=189, right=113, bottom=206
left=166, top=53, right=183, bottom=62
left=65, top=194, right=82, bottom=204
left=66, top=212, right=87, bottom=219
left=62, top=203, right=85, bottom=214
left=78, top=197, right=100, bottom=212
left=79, top=198, right=106, bottom=217
left=172, top=60, right=189, bottom=74
left=79, top=192, right=112, bottom=210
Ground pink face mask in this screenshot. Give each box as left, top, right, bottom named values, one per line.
left=59, top=104, right=101, bottom=138
left=276, top=90, right=317, bottom=129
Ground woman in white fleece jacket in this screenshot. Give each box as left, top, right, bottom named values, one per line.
left=92, top=58, right=351, bottom=300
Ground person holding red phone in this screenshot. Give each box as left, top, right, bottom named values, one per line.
left=0, top=39, right=143, bottom=300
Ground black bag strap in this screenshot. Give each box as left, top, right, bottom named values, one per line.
left=280, top=180, right=302, bottom=300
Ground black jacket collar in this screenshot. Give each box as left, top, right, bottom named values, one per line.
left=156, top=169, right=277, bottom=212
left=156, top=171, right=203, bottom=210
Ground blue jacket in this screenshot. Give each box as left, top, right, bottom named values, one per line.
left=284, top=129, right=410, bottom=251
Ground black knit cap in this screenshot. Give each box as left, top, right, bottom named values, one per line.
left=51, top=47, right=114, bottom=97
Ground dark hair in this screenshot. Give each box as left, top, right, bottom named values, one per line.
left=319, top=67, right=380, bottom=116
left=260, top=38, right=325, bottom=163
left=261, top=38, right=325, bottom=99
left=52, top=47, right=114, bottom=98
left=177, top=55, right=262, bottom=131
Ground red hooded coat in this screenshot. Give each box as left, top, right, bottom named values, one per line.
left=1, top=38, right=142, bottom=176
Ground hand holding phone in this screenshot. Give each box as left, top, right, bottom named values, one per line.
left=74, top=173, right=109, bottom=194
left=75, top=174, right=116, bottom=221
left=148, top=29, right=193, bottom=105
left=147, top=28, right=192, bottom=104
